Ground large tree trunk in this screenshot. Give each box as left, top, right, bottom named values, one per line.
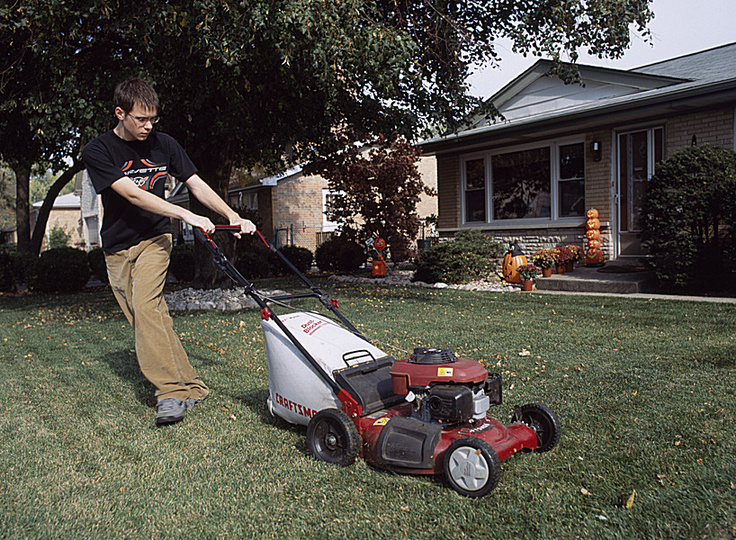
left=29, top=161, right=85, bottom=255
left=191, top=147, right=235, bottom=289
left=14, top=163, right=32, bottom=253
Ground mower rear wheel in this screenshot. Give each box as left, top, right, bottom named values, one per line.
left=306, top=409, right=360, bottom=467
left=443, top=437, right=501, bottom=498
left=518, top=403, right=561, bottom=453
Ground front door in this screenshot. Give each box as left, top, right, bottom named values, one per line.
left=616, top=127, right=663, bottom=257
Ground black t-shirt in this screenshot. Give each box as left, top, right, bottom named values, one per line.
left=82, top=130, right=198, bottom=252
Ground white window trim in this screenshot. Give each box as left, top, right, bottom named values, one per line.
left=460, top=138, right=585, bottom=226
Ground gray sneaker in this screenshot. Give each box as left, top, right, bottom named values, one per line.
left=155, top=398, right=186, bottom=425
left=184, top=395, right=207, bottom=411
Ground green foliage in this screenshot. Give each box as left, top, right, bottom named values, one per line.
left=641, top=145, right=736, bottom=291
left=10, top=250, right=39, bottom=288
left=35, top=247, right=90, bottom=293
left=269, top=245, right=314, bottom=276
left=87, top=248, right=108, bottom=284
left=315, top=235, right=365, bottom=273
left=413, top=229, right=504, bottom=283
left=48, top=225, right=71, bottom=249
left=234, top=250, right=270, bottom=280
left=0, top=251, right=13, bottom=292
left=169, top=243, right=196, bottom=283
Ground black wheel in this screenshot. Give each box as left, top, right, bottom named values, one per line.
left=517, top=403, right=561, bottom=453
left=306, top=409, right=361, bottom=466
left=443, top=437, right=501, bottom=498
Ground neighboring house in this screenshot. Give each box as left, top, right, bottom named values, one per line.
left=168, top=156, right=438, bottom=254
left=31, top=192, right=92, bottom=250
left=418, top=42, right=736, bottom=261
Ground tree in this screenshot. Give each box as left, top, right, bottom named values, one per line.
left=2, top=0, right=654, bottom=272
left=317, top=136, right=432, bottom=261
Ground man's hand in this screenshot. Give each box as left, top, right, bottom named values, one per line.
left=229, top=217, right=256, bottom=238
left=185, top=214, right=216, bottom=234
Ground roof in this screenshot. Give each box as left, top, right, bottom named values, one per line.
left=32, top=192, right=80, bottom=209
left=420, top=42, right=736, bottom=153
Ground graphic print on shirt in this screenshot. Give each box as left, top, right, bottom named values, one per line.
left=121, top=159, right=168, bottom=191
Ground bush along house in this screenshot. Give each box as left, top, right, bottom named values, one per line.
left=418, top=42, right=736, bottom=262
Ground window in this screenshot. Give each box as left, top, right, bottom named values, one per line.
left=492, top=147, right=550, bottom=220
left=462, top=140, right=585, bottom=223
left=557, top=143, right=585, bottom=218
left=464, top=158, right=486, bottom=222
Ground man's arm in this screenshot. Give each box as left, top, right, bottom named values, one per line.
left=185, top=174, right=256, bottom=237
left=110, top=176, right=217, bottom=233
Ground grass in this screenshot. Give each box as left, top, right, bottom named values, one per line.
left=1, top=281, right=734, bottom=539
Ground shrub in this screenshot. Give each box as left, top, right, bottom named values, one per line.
left=641, top=144, right=736, bottom=291
left=48, top=225, right=71, bottom=249
left=169, top=243, right=195, bottom=282
left=36, top=247, right=90, bottom=293
left=315, top=235, right=365, bottom=273
left=11, top=251, right=39, bottom=289
left=269, top=245, right=313, bottom=276
left=87, top=248, right=109, bottom=284
left=413, top=229, right=504, bottom=284
left=0, top=251, right=13, bottom=292
left=234, top=250, right=270, bottom=279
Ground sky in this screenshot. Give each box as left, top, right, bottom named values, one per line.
left=468, top=0, right=736, bottom=97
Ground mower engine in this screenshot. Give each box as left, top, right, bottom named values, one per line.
left=390, top=347, right=502, bottom=426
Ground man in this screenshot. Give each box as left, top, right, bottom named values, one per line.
left=82, top=78, right=255, bottom=425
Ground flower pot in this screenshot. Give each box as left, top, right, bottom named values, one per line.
left=542, top=267, right=552, bottom=278
left=521, top=280, right=534, bottom=291
left=566, top=261, right=574, bottom=272
left=556, top=264, right=565, bottom=274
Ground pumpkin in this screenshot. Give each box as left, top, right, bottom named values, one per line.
left=586, top=208, right=599, bottom=219
left=374, top=238, right=386, bottom=251
left=502, top=242, right=527, bottom=284
left=585, top=247, right=605, bottom=266
left=585, top=229, right=601, bottom=240
left=586, top=218, right=601, bottom=230
left=587, top=239, right=601, bottom=250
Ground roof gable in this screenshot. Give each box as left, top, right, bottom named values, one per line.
left=475, top=60, right=685, bottom=127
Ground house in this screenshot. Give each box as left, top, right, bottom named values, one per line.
left=31, top=191, right=93, bottom=250
left=418, top=42, right=736, bottom=261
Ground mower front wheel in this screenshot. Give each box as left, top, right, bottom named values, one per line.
left=443, top=437, right=501, bottom=498
left=306, top=408, right=360, bottom=467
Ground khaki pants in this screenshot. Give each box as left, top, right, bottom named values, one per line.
left=105, top=234, right=208, bottom=403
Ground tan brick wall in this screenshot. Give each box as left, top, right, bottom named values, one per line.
left=274, top=173, right=329, bottom=253
left=46, top=208, right=83, bottom=248
left=416, top=155, right=438, bottom=219
left=665, top=107, right=735, bottom=155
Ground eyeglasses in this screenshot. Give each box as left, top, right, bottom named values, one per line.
left=128, top=114, right=160, bottom=125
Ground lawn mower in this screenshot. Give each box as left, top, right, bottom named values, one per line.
left=195, top=226, right=561, bottom=497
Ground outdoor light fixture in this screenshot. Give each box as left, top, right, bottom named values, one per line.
left=591, top=140, right=602, bottom=162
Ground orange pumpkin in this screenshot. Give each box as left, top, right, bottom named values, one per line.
left=585, top=229, right=601, bottom=240
left=586, top=218, right=601, bottom=230
left=374, top=238, right=386, bottom=251
left=502, top=242, right=527, bottom=284
left=585, top=247, right=605, bottom=266
left=586, top=208, right=599, bottom=219
left=587, top=239, right=601, bottom=250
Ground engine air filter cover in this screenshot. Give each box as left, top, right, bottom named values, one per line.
left=409, top=347, right=457, bottom=365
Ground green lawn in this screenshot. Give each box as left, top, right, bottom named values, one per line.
left=1, top=282, right=734, bottom=539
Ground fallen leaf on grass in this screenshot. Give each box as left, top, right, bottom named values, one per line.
left=519, top=348, right=531, bottom=356
left=581, top=488, right=592, bottom=496
left=625, top=490, right=636, bottom=510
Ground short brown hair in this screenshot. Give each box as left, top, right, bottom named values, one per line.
left=113, top=78, right=159, bottom=113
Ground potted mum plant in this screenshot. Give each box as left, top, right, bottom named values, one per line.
left=553, top=246, right=573, bottom=273
left=516, top=264, right=540, bottom=291
left=532, top=249, right=556, bottom=277
left=566, top=244, right=584, bottom=271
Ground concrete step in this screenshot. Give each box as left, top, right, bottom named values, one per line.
left=534, top=265, right=657, bottom=294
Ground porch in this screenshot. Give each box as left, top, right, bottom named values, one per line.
left=534, top=263, right=657, bottom=294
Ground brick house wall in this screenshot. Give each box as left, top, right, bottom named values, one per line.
left=665, top=107, right=735, bottom=154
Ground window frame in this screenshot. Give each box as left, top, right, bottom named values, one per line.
left=460, top=138, right=586, bottom=226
